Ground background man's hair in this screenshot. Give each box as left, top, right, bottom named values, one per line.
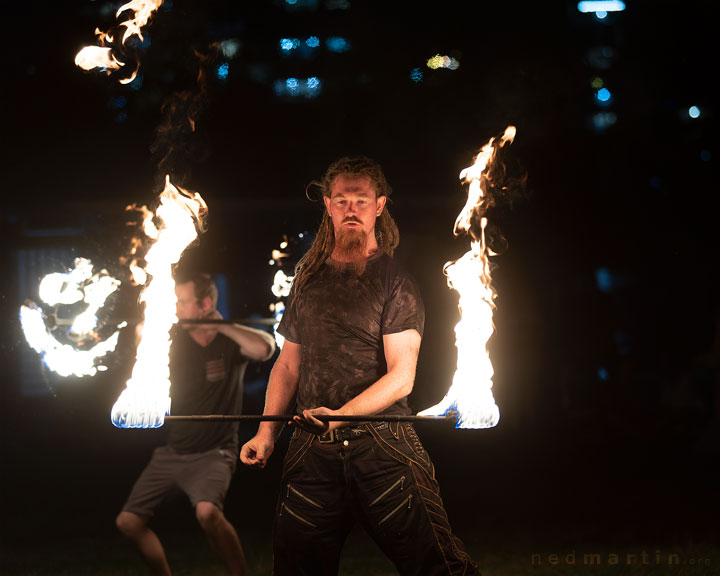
left=174, top=271, right=218, bottom=310
left=292, top=156, right=399, bottom=295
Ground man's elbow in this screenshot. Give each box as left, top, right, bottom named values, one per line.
left=257, top=337, right=276, bottom=362
left=394, top=372, right=415, bottom=400
left=262, top=339, right=277, bottom=361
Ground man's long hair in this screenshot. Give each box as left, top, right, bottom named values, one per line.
left=292, top=156, right=399, bottom=295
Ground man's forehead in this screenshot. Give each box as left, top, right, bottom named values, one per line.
left=330, top=175, right=374, bottom=196
left=175, top=281, right=194, bottom=294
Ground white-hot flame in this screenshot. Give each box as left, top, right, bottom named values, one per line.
left=268, top=240, right=295, bottom=350
left=74, top=0, right=163, bottom=84
left=111, top=175, right=206, bottom=428
left=419, top=126, right=516, bottom=429
left=19, top=257, right=123, bottom=377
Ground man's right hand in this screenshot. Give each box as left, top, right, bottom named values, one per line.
left=240, top=434, right=275, bottom=469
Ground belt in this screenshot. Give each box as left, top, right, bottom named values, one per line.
left=317, top=422, right=389, bottom=444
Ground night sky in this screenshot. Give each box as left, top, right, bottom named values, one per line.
left=1, top=0, right=718, bottom=573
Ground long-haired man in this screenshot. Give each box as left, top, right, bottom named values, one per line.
left=241, top=157, right=479, bottom=575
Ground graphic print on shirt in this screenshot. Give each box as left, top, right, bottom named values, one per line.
left=205, top=356, right=226, bottom=383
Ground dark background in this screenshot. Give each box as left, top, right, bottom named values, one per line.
left=1, top=0, right=718, bottom=571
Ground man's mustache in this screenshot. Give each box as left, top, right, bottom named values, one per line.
left=342, top=217, right=361, bottom=224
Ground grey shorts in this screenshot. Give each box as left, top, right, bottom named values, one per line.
left=122, top=445, right=237, bottom=517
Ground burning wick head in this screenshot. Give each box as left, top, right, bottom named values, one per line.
left=418, top=126, right=516, bottom=429
left=74, top=0, right=164, bottom=84
left=111, top=176, right=207, bottom=429
left=19, top=258, right=124, bottom=378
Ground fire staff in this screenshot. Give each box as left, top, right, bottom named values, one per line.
left=240, top=156, right=479, bottom=575
left=116, top=271, right=275, bottom=576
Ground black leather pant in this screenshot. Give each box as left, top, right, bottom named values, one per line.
left=273, top=422, right=479, bottom=576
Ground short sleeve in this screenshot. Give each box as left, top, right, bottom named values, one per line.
left=277, top=286, right=301, bottom=344
left=381, top=272, right=425, bottom=337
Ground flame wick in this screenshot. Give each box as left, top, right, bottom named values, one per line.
left=419, top=126, right=516, bottom=429
left=111, top=176, right=206, bottom=428
left=74, top=0, right=164, bottom=83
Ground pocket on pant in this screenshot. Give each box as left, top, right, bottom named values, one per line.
left=282, top=433, right=315, bottom=476
left=279, top=503, right=318, bottom=528
left=377, top=494, right=413, bottom=527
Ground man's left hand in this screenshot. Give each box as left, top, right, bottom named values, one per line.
left=292, top=407, right=342, bottom=435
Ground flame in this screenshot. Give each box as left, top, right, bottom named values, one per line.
left=268, top=237, right=295, bottom=350
left=74, top=0, right=163, bottom=84
left=418, top=126, right=516, bottom=429
left=19, top=258, right=123, bottom=377
left=111, top=176, right=207, bottom=428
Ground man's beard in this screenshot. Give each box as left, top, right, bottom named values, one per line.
left=335, top=224, right=368, bottom=276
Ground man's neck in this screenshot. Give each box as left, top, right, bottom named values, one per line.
left=187, top=328, right=217, bottom=347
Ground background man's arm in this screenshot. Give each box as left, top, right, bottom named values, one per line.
left=240, top=340, right=302, bottom=468
left=197, top=310, right=276, bottom=361
left=296, top=328, right=421, bottom=433
left=216, top=322, right=276, bottom=361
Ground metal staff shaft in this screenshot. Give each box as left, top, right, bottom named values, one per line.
left=179, top=318, right=278, bottom=326
left=165, top=412, right=457, bottom=423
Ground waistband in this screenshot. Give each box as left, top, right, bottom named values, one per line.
left=317, top=421, right=389, bottom=444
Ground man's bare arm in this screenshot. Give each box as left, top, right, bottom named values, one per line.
left=240, top=340, right=302, bottom=468
left=296, top=329, right=421, bottom=433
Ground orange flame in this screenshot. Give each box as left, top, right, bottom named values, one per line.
left=74, top=0, right=163, bottom=84
left=419, top=126, right=516, bottom=429
left=111, top=175, right=206, bottom=428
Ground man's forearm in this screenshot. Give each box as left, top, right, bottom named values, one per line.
left=218, top=323, right=276, bottom=361
left=338, top=368, right=415, bottom=418
left=258, top=363, right=299, bottom=439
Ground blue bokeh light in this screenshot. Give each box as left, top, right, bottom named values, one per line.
left=410, top=67, right=423, bottom=83
left=306, top=36, right=320, bottom=48
left=688, top=105, right=701, bottom=119
left=216, top=62, right=229, bottom=80
left=577, top=1, right=626, bottom=13
left=280, top=38, right=299, bottom=51
left=326, top=37, right=350, bottom=53
left=596, top=88, right=611, bottom=102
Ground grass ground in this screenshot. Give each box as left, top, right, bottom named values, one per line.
left=2, top=521, right=719, bottom=575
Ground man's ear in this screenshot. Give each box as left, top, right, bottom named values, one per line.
left=200, top=296, right=212, bottom=312
left=323, top=195, right=332, bottom=217
left=376, top=195, right=387, bottom=216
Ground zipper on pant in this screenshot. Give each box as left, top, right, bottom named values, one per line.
left=369, top=476, right=405, bottom=507
left=281, top=503, right=318, bottom=528
left=287, top=484, right=323, bottom=509
left=378, top=494, right=413, bottom=526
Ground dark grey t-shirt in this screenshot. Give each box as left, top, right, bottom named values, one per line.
left=168, top=328, right=247, bottom=454
left=278, top=252, right=424, bottom=416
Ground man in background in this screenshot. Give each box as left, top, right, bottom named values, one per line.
left=117, top=271, right=276, bottom=576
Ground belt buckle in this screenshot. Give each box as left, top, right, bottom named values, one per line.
left=318, top=430, right=336, bottom=443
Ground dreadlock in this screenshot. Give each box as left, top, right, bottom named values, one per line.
left=293, top=156, right=399, bottom=296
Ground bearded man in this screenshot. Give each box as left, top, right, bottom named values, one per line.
left=240, top=156, right=479, bottom=575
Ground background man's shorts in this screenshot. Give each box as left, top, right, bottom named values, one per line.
left=122, top=446, right=237, bottom=517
